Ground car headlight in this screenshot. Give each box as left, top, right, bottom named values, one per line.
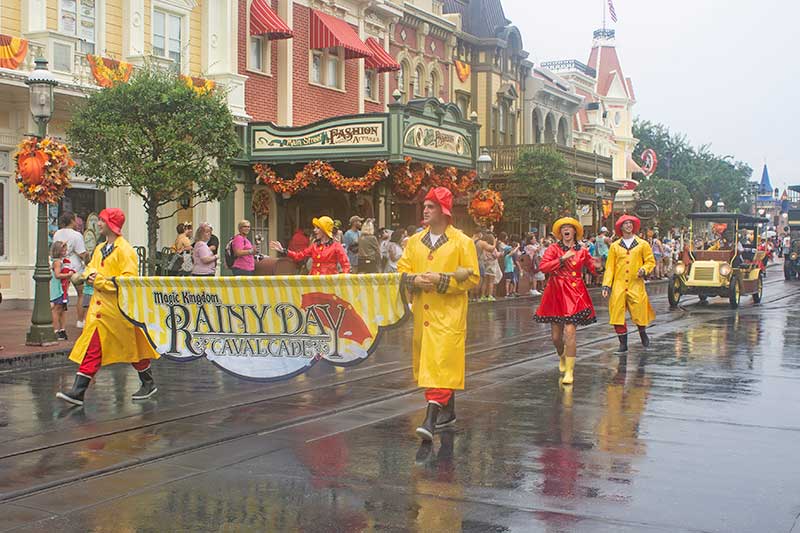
left=674, top=263, right=686, bottom=275
left=792, top=253, right=798, bottom=261
left=719, top=264, right=732, bottom=277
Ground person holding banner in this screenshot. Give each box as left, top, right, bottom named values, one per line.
left=398, top=187, right=480, bottom=441
left=534, top=218, right=599, bottom=386
left=56, top=208, right=160, bottom=407
left=270, top=215, right=350, bottom=275
left=602, top=215, right=656, bottom=353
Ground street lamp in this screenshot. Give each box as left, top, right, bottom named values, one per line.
left=477, top=148, right=493, bottom=188
left=704, top=199, right=713, bottom=211
left=717, top=200, right=725, bottom=212
left=25, top=58, right=58, bottom=346
left=594, top=175, right=606, bottom=234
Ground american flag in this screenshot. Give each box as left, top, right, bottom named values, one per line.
left=608, top=0, right=618, bottom=22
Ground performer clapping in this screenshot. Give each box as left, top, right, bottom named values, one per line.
left=535, top=218, right=598, bottom=385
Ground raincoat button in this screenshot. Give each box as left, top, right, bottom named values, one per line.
left=96, top=313, right=101, bottom=319
left=571, top=282, right=577, bottom=287
left=424, top=321, right=430, bottom=327
left=424, top=304, right=429, bottom=310
left=96, top=301, right=101, bottom=305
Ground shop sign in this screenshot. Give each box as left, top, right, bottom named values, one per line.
left=635, top=200, right=659, bottom=220
left=403, top=124, right=472, bottom=157
left=115, top=275, right=408, bottom=381
left=254, top=122, right=384, bottom=150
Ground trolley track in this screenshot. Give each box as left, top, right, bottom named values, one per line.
left=1, top=277, right=797, bottom=504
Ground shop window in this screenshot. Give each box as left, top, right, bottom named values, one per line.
left=456, top=95, right=470, bottom=118
left=58, top=187, right=106, bottom=228
left=153, top=8, right=183, bottom=70
left=310, top=47, right=343, bottom=90
left=60, top=0, right=97, bottom=54
left=413, top=65, right=424, bottom=97
left=499, top=104, right=506, bottom=134
left=365, top=69, right=378, bottom=101
left=248, top=35, right=271, bottom=75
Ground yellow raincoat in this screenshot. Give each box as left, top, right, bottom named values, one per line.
left=602, top=237, right=656, bottom=326
left=69, top=236, right=159, bottom=366
left=397, top=226, right=480, bottom=389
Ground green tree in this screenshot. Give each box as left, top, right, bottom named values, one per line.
left=633, top=118, right=752, bottom=212
left=636, top=176, right=692, bottom=231
left=67, top=66, right=240, bottom=273
left=507, top=145, right=576, bottom=227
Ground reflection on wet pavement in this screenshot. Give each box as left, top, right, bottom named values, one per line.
left=2, top=282, right=800, bottom=532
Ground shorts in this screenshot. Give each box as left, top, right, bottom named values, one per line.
left=503, top=272, right=515, bottom=281
left=534, top=272, right=545, bottom=281
left=51, top=295, right=68, bottom=308
left=83, top=293, right=92, bottom=308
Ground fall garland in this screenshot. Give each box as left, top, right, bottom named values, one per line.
left=468, top=188, right=504, bottom=226
left=252, top=189, right=271, bottom=217
left=14, top=136, right=74, bottom=204
left=427, top=165, right=476, bottom=195
left=391, top=157, right=476, bottom=199
left=254, top=160, right=388, bottom=195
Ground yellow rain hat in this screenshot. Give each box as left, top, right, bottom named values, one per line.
left=552, top=217, right=584, bottom=241
left=312, top=216, right=334, bottom=238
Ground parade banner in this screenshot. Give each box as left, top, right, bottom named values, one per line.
left=115, top=274, right=408, bottom=381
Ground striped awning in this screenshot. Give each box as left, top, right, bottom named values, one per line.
left=250, top=0, right=293, bottom=40
left=310, top=10, right=371, bottom=60
left=364, top=37, right=399, bottom=73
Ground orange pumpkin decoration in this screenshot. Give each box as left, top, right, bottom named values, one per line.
left=18, top=150, right=48, bottom=185
left=471, top=198, right=494, bottom=216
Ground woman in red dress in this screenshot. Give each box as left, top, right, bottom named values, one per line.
left=535, top=217, right=598, bottom=385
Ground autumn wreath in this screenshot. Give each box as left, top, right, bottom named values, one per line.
left=468, top=189, right=504, bottom=226
left=14, top=136, right=74, bottom=204
left=252, top=189, right=271, bottom=217
left=254, top=160, right=388, bottom=195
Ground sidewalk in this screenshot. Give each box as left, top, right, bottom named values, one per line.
left=0, top=309, right=81, bottom=371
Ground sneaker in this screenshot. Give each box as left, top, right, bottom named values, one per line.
left=56, top=330, right=68, bottom=341
left=76, top=321, right=84, bottom=329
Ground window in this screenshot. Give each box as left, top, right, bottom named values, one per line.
left=398, top=61, right=410, bottom=102
left=53, top=42, right=72, bottom=72
left=60, top=0, right=97, bottom=54
left=248, top=36, right=271, bottom=74
left=365, top=69, right=377, bottom=101
left=413, top=66, right=424, bottom=97
left=309, top=48, right=343, bottom=89
left=0, top=150, right=8, bottom=259
left=153, top=9, right=183, bottom=69
left=499, top=104, right=506, bottom=134
left=456, top=96, right=469, bottom=118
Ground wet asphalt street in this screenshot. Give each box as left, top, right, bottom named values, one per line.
left=2, top=274, right=800, bottom=532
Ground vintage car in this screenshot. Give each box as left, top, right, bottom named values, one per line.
left=668, top=213, right=768, bottom=309
left=784, top=209, right=800, bottom=280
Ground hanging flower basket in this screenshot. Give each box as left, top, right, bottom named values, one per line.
left=468, top=189, right=504, bottom=226
left=252, top=189, right=271, bottom=217
left=14, top=136, right=74, bottom=204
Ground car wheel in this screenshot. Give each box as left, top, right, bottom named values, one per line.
left=753, top=275, right=763, bottom=304
left=728, top=275, right=740, bottom=308
left=667, top=275, right=682, bottom=308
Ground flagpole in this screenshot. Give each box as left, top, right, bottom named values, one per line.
left=602, top=0, right=606, bottom=30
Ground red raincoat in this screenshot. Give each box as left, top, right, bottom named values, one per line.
left=286, top=239, right=350, bottom=275
left=534, top=243, right=597, bottom=325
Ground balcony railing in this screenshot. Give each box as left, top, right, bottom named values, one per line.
left=539, top=59, right=596, bottom=79
left=482, top=143, right=613, bottom=181
left=7, top=38, right=95, bottom=88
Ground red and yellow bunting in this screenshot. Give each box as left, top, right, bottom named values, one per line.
left=87, top=54, right=133, bottom=88
left=454, top=60, right=470, bottom=83
left=181, top=75, right=216, bottom=95
left=0, top=34, right=28, bottom=70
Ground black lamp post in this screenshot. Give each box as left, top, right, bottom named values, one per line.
left=594, top=175, right=606, bottom=235
left=25, top=58, right=58, bottom=346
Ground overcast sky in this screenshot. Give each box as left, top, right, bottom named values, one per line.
left=503, top=0, right=799, bottom=191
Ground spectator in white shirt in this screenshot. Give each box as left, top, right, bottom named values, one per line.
left=52, top=212, right=89, bottom=328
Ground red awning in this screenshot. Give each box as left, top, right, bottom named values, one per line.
left=364, top=37, right=399, bottom=73
left=310, top=10, right=371, bottom=60
left=250, top=0, right=293, bottom=40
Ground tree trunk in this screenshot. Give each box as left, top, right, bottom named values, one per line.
left=146, top=202, right=160, bottom=276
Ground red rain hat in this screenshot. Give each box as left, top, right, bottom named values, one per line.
left=615, top=214, right=641, bottom=235
left=99, top=208, right=125, bottom=235
left=423, top=187, right=453, bottom=217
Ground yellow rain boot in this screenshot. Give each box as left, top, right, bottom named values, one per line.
left=558, top=352, right=566, bottom=373
left=561, top=357, right=576, bottom=385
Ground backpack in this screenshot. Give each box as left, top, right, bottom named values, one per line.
left=224, top=238, right=236, bottom=268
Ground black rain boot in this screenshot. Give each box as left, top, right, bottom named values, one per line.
left=56, top=374, right=92, bottom=406
left=615, top=334, right=629, bottom=354
left=638, top=326, right=650, bottom=348
left=132, top=368, right=158, bottom=400
left=415, top=402, right=441, bottom=441
left=435, top=394, right=456, bottom=430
